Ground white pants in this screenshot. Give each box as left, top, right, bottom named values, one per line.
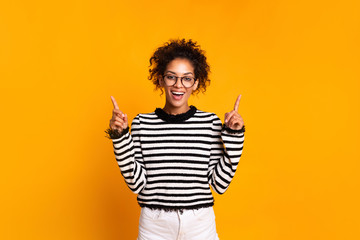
left=137, top=207, right=220, bottom=240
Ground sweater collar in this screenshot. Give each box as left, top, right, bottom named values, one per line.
left=155, top=105, right=197, bottom=123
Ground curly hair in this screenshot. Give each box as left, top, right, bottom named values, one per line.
left=148, top=38, right=211, bottom=95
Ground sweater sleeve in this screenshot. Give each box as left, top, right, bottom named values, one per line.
left=208, top=114, right=245, bottom=194
left=111, top=114, right=147, bottom=194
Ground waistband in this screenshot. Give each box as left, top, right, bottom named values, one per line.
left=139, top=202, right=214, bottom=214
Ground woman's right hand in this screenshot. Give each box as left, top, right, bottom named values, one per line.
left=109, top=96, right=128, bottom=132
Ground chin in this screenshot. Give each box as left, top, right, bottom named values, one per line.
left=169, top=100, right=185, bottom=108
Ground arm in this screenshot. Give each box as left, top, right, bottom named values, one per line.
left=111, top=115, right=147, bottom=194
left=208, top=114, right=245, bottom=194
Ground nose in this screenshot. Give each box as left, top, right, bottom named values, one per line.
left=174, top=77, right=184, bottom=88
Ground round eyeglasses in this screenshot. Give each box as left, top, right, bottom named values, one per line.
left=162, top=75, right=197, bottom=88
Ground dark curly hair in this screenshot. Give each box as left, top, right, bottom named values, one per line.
left=148, top=38, right=211, bottom=95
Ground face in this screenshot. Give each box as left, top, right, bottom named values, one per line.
left=159, top=58, right=199, bottom=112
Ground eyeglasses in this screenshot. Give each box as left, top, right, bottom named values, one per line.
left=162, top=74, right=197, bottom=88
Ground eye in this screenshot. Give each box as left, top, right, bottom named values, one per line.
left=166, top=75, right=176, bottom=80
left=183, top=77, right=193, bottom=81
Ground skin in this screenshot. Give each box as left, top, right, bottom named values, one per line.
left=158, top=58, right=199, bottom=115
left=224, top=94, right=244, bottom=130
left=109, top=58, right=244, bottom=131
left=110, top=95, right=128, bottom=131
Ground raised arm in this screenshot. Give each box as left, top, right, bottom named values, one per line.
left=108, top=96, right=147, bottom=194
left=208, top=94, right=245, bottom=194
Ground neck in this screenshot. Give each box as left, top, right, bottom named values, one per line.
left=163, top=103, right=190, bottom=115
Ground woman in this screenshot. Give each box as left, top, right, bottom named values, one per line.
left=106, top=38, right=245, bottom=240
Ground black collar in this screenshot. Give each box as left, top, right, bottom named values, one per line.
left=155, top=105, right=197, bottom=123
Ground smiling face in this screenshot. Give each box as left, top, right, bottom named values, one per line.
left=159, top=58, right=198, bottom=115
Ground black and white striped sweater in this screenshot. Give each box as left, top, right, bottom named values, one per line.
left=110, top=105, right=245, bottom=210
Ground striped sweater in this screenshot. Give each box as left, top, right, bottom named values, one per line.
left=110, top=105, right=245, bottom=210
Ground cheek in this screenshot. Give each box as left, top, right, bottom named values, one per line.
left=185, top=90, right=194, bottom=97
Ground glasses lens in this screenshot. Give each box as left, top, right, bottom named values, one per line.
left=164, top=75, right=176, bottom=86
left=163, top=75, right=195, bottom=88
left=182, top=77, right=195, bottom=88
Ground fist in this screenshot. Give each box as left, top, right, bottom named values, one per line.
left=109, top=96, right=128, bottom=132
left=224, top=94, right=245, bottom=130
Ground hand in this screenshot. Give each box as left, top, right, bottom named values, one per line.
left=109, top=96, right=128, bottom=132
left=224, top=94, right=245, bottom=130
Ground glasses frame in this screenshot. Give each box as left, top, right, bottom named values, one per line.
left=162, top=74, right=197, bottom=88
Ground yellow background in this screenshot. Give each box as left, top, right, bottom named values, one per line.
left=1, top=0, right=359, bottom=239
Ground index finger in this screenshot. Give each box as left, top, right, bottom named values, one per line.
left=110, top=96, right=120, bottom=110
left=233, top=94, right=241, bottom=111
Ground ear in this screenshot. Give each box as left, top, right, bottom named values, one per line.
left=192, top=79, right=199, bottom=91
left=158, top=75, right=164, bottom=87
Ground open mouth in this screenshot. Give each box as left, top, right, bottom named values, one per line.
left=171, top=91, right=185, bottom=96
left=171, top=91, right=185, bottom=100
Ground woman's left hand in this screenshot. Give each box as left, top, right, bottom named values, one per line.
left=224, top=94, right=245, bottom=130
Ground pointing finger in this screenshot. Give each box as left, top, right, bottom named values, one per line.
left=233, top=94, right=241, bottom=112
left=225, top=111, right=235, bottom=124
left=111, top=96, right=120, bottom=110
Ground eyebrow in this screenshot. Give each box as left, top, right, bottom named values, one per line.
left=165, top=71, right=194, bottom=75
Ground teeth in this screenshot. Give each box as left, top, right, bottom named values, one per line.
left=172, top=91, right=184, bottom=95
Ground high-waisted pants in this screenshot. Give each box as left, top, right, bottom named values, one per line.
left=137, top=207, right=220, bottom=240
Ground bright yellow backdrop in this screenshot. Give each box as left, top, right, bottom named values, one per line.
left=1, top=0, right=359, bottom=239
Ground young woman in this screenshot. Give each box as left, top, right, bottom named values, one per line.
left=106, top=39, right=245, bottom=240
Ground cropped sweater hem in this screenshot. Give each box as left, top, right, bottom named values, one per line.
left=139, top=202, right=214, bottom=214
